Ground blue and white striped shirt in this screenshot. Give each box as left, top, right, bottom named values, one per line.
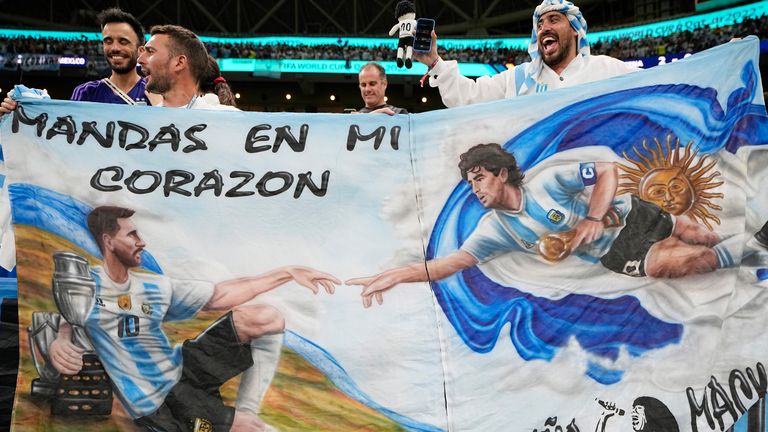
left=462, top=162, right=631, bottom=264
left=84, top=267, right=214, bottom=418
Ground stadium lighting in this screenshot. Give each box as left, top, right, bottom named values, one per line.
left=329, top=95, right=336, bottom=101
left=235, top=93, right=241, bottom=99
left=285, top=93, right=292, bottom=100
left=421, top=97, right=427, bottom=103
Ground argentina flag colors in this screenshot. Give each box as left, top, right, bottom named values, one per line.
left=1, top=37, right=767, bottom=431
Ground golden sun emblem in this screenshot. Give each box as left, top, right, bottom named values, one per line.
left=616, top=135, right=724, bottom=230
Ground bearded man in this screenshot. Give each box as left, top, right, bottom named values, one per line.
left=0, top=8, right=156, bottom=114
left=70, top=8, right=155, bottom=105
left=414, top=0, right=638, bottom=107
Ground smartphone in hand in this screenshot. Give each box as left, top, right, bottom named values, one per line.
left=413, top=18, right=435, bottom=53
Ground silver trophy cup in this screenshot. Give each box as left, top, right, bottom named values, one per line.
left=51, top=252, right=96, bottom=352
left=28, top=312, right=62, bottom=398
left=41, top=251, right=113, bottom=415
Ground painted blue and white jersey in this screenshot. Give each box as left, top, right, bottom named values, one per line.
left=84, top=267, right=214, bottom=418
left=461, top=162, right=632, bottom=264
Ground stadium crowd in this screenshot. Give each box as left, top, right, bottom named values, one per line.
left=1, top=13, right=766, bottom=64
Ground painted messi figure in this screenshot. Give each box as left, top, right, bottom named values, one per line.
left=48, top=205, right=340, bottom=431
left=349, top=141, right=767, bottom=307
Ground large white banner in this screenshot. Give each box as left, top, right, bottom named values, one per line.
left=2, top=37, right=767, bottom=432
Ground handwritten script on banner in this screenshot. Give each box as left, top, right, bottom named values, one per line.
left=2, top=37, right=768, bottom=432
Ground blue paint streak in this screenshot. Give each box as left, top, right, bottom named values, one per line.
left=586, top=361, right=624, bottom=385
left=427, top=57, right=767, bottom=385
left=757, top=269, right=768, bottom=282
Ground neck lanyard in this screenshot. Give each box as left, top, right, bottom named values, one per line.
left=185, top=95, right=198, bottom=109
left=102, top=78, right=137, bottom=105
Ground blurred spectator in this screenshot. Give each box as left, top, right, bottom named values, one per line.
left=200, top=54, right=237, bottom=107
left=0, top=13, right=765, bottom=66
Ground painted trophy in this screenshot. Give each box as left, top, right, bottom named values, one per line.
left=28, top=251, right=112, bottom=415
left=28, top=311, right=61, bottom=398
left=537, top=208, right=622, bottom=262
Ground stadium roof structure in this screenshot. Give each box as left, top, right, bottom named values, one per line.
left=0, top=0, right=706, bottom=37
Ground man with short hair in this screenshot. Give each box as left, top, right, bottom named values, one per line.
left=348, top=143, right=751, bottom=307
left=414, top=0, right=638, bottom=107
left=49, top=206, right=339, bottom=431
left=70, top=8, right=154, bottom=105
left=0, top=7, right=156, bottom=114
left=138, top=24, right=236, bottom=110
left=356, top=62, right=408, bottom=114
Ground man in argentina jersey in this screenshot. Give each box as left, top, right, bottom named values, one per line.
left=348, top=143, right=733, bottom=308
left=0, top=8, right=156, bottom=116
left=47, top=206, right=340, bottom=432
left=70, top=8, right=154, bottom=105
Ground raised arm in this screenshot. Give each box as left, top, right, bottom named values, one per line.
left=204, top=266, right=340, bottom=311
left=388, top=22, right=400, bottom=36
left=346, top=250, right=478, bottom=308
left=569, top=162, right=618, bottom=248
left=593, top=400, right=620, bottom=432
left=413, top=30, right=512, bottom=107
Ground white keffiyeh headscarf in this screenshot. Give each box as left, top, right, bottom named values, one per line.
left=518, top=0, right=590, bottom=95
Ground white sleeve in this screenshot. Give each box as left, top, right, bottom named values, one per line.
left=166, top=279, right=215, bottom=321
left=593, top=55, right=640, bottom=78
left=460, top=214, right=522, bottom=263
left=427, top=59, right=516, bottom=107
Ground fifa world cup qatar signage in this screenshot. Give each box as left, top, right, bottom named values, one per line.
left=2, top=38, right=768, bottom=431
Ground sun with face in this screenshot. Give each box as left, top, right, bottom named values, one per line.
left=616, top=135, right=723, bottom=230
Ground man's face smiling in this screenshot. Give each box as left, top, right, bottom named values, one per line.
left=466, top=166, right=509, bottom=209
left=536, top=11, right=578, bottom=70
left=358, top=67, right=387, bottom=109
left=137, top=34, right=174, bottom=94
left=102, top=22, right=140, bottom=75
left=106, top=218, right=146, bottom=269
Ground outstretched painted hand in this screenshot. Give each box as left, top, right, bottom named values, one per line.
left=346, top=268, right=406, bottom=308
left=285, top=266, right=341, bottom=295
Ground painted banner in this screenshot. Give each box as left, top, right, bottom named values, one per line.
left=2, top=37, right=768, bottom=432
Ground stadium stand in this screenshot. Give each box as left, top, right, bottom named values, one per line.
left=0, top=13, right=766, bottom=65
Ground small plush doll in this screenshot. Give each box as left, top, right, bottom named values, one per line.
left=389, top=0, right=417, bottom=68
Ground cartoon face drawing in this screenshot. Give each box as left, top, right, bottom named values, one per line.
left=639, top=166, right=694, bottom=215
left=617, top=135, right=723, bottom=230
